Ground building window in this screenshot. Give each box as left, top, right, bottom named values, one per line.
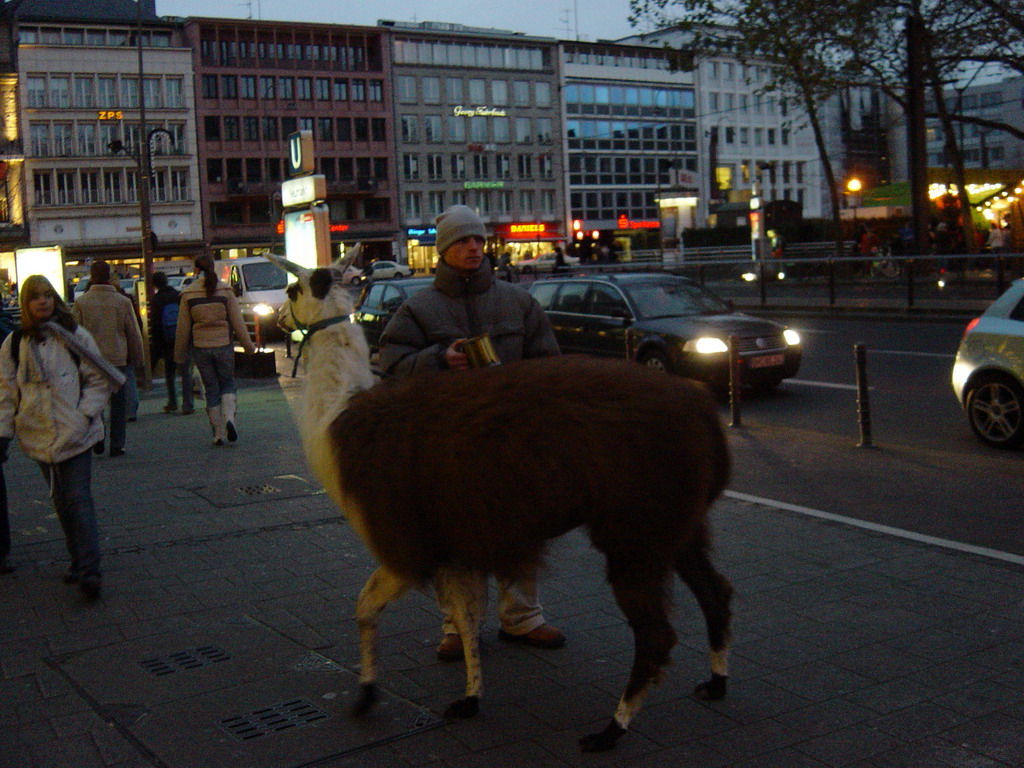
left=351, top=79, right=366, bottom=101
left=316, top=77, right=330, bottom=100
left=318, top=117, right=333, bottom=141
left=468, top=79, right=485, bottom=103
left=423, top=77, right=441, bottom=103
left=448, top=116, right=465, bottom=142
left=400, top=115, right=418, bottom=143
left=424, top=115, right=442, bottom=142
left=517, top=154, right=533, bottom=178
left=336, top=118, right=351, bottom=141
left=398, top=76, right=416, bottom=103
left=473, top=154, right=489, bottom=179
left=354, top=117, right=369, bottom=141
left=491, top=80, right=507, bottom=105
left=535, top=81, right=551, bottom=107
left=446, top=77, right=462, bottom=103
left=405, top=191, right=421, bottom=220
left=260, top=76, right=275, bottom=99
left=470, top=116, right=487, bottom=142
left=426, top=153, right=444, bottom=180
left=49, top=76, right=70, bottom=108
left=369, top=80, right=383, bottom=101
left=493, top=117, right=510, bottom=143
left=202, top=75, right=218, bottom=99
left=297, top=77, right=313, bottom=100
left=262, top=117, right=278, bottom=141
left=74, top=76, right=95, bottom=108
left=371, top=118, right=386, bottom=142
left=496, top=154, right=511, bottom=179
left=204, top=115, right=221, bottom=141
left=403, top=154, right=419, bottom=180
left=224, top=117, right=240, bottom=141
left=279, top=77, right=295, bottom=101
left=241, top=76, right=257, bottom=99
left=513, top=80, right=529, bottom=106
left=244, top=116, right=259, bottom=141
left=427, top=190, right=445, bottom=217
left=450, top=155, right=466, bottom=180
left=333, top=79, right=348, bottom=100
left=221, top=75, right=237, bottom=100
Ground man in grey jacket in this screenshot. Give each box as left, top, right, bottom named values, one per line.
left=379, top=204, right=565, bottom=661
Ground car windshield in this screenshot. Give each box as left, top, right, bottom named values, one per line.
left=624, top=281, right=731, bottom=318
left=242, top=261, right=288, bottom=291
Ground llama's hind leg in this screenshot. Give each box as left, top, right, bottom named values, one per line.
left=580, top=563, right=676, bottom=752
left=352, top=566, right=411, bottom=716
left=675, top=544, right=733, bottom=701
left=435, top=567, right=486, bottom=719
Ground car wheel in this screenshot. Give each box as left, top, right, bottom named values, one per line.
left=965, top=373, right=1024, bottom=449
left=638, top=349, right=672, bottom=373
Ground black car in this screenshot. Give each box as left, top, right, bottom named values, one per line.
left=528, top=273, right=802, bottom=389
left=353, top=277, right=434, bottom=351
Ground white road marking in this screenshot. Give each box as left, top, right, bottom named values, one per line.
left=724, top=490, right=1024, bottom=566
left=784, top=379, right=866, bottom=391
left=870, top=349, right=956, bottom=360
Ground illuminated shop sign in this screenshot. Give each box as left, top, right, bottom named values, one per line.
left=497, top=222, right=562, bottom=239
left=277, top=221, right=350, bottom=234
left=617, top=215, right=660, bottom=230
left=464, top=181, right=505, bottom=189
left=453, top=106, right=508, bottom=117
left=407, top=227, right=437, bottom=238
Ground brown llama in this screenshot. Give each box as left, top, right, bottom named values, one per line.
left=271, top=249, right=734, bottom=752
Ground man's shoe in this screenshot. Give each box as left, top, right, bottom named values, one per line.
left=109, top=448, right=125, bottom=457
left=93, top=439, right=104, bottom=455
left=180, top=407, right=194, bottom=415
left=498, top=624, right=566, bottom=649
left=436, top=633, right=464, bottom=662
left=163, top=404, right=178, bottom=413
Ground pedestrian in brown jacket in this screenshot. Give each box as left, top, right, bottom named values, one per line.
left=174, top=254, right=255, bottom=445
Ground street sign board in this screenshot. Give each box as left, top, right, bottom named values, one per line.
left=287, top=130, right=314, bottom=177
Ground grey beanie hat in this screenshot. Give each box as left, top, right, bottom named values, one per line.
left=435, top=205, right=486, bottom=255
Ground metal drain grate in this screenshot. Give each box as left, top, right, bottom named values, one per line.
left=238, top=484, right=281, bottom=496
left=139, top=646, right=232, bottom=677
left=219, top=698, right=330, bottom=742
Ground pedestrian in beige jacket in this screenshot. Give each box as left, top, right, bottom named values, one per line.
left=71, top=261, right=146, bottom=457
left=174, top=254, right=255, bottom=445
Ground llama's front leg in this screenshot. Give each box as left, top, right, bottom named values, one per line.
left=351, top=566, right=410, bottom=716
left=435, top=567, right=486, bottom=719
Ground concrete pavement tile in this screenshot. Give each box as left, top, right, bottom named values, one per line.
left=698, top=719, right=810, bottom=761
left=938, top=712, right=1024, bottom=765
left=726, top=748, right=831, bottom=767
left=627, top=699, right=741, bottom=746
left=599, top=737, right=732, bottom=768
left=760, top=659, right=875, bottom=702
left=793, top=722, right=905, bottom=766
left=841, top=677, right=940, bottom=714
left=930, top=679, right=1021, bottom=718
left=853, top=737, right=1007, bottom=767
left=868, top=701, right=969, bottom=741
left=386, top=722, right=476, bottom=766
left=827, top=642, right=933, bottom=681
left=770, top=698, right=876, bottom=737
left=731, top=633, right=832, bottom=672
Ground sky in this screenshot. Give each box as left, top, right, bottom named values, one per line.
left=155, top=0, right=649, bottom=43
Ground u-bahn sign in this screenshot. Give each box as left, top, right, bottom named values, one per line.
left=287, top=130, right=314, bottom=177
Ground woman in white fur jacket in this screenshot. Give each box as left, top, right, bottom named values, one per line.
left=0, top=275, right=119, bottom=599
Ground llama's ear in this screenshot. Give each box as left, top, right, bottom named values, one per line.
left=309, top=268, right=336, bottom=299
left=266, top=251, right=306, bottom=278
left=332, top=243, right=361, bottom=272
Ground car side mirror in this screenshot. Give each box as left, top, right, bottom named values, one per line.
left=232, top=283, right=242, bottom=297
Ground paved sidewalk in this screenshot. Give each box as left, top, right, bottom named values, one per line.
left=2, top=355, right=1023, bottom=768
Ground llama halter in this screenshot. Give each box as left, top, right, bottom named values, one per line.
left=288, top=311, right=349, bottom=377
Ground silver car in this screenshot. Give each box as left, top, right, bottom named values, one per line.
left=952, top=278, right=1024, bottom=449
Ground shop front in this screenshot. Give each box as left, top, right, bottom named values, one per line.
left=406, top=226, right=438, bottom=273
left=494, top=221, right=566, bottom=266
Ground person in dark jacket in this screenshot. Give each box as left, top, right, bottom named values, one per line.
left=150, top=272, right=194, bottom=415
left=379, top=204, right=565, bottom=662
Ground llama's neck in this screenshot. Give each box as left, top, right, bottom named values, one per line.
left=300, top=325, right=376, bottom=430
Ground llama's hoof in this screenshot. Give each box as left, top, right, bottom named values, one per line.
left=350, top=683, right=377, bottom=716
left=444, top=695, right=479, bottom=719
left=693, top=673, right=728, bottom=701
left=579, top=720, right=625, bottom=752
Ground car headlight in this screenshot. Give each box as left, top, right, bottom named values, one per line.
left=253, top=303, right=275, bottom=317
left=684, top=337, right=729, bottom=354
left=783, top=329, right=801, bottom=346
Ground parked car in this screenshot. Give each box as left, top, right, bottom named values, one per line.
left=528, top=273, right=802, bottom=390
left=216, top=256, right=289, bottom=339
left=362, top=260, right=414, bottom=281
left=952, top=278, right=1024, bottom=449
left=166, top=274, right=194, bottom=291
left=513, top=252, right=581, bottom=274
left=352, top=277, right=434, bottom=351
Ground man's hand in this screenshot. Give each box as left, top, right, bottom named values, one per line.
left=444, top=339, right=470, bottom=370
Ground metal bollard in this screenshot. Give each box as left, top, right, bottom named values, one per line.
left=729, top=335, right=742, bottom=428
left=854, top=343, right=873, bottom=448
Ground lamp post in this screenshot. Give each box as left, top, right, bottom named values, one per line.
left=845, top=176, right=863, bottom=223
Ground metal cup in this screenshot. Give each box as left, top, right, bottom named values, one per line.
left=463, top=334, right=501, bottom=368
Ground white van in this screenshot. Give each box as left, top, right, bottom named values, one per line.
left=214, top=256, right=289, bottom=339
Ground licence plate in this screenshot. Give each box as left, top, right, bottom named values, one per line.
left=748, top=353, right=784, bottom=369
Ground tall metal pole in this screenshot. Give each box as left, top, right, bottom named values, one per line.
left=905, top=12, right=930, bottom=256
left=135, top=0, right=154, bottom=375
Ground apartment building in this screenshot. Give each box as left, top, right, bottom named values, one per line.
left=8, top=0, right=202, bottom=273
left=383, top=20, right=566, bottom=270
left=185, top=17, right=396, bottom=262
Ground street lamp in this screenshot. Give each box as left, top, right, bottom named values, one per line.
left=845, top=177, right=863, bottom=221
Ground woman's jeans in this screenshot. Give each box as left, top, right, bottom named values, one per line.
left=36, top=449, right=101, bottom=579
left=193, top=345, right=237, bottom=409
